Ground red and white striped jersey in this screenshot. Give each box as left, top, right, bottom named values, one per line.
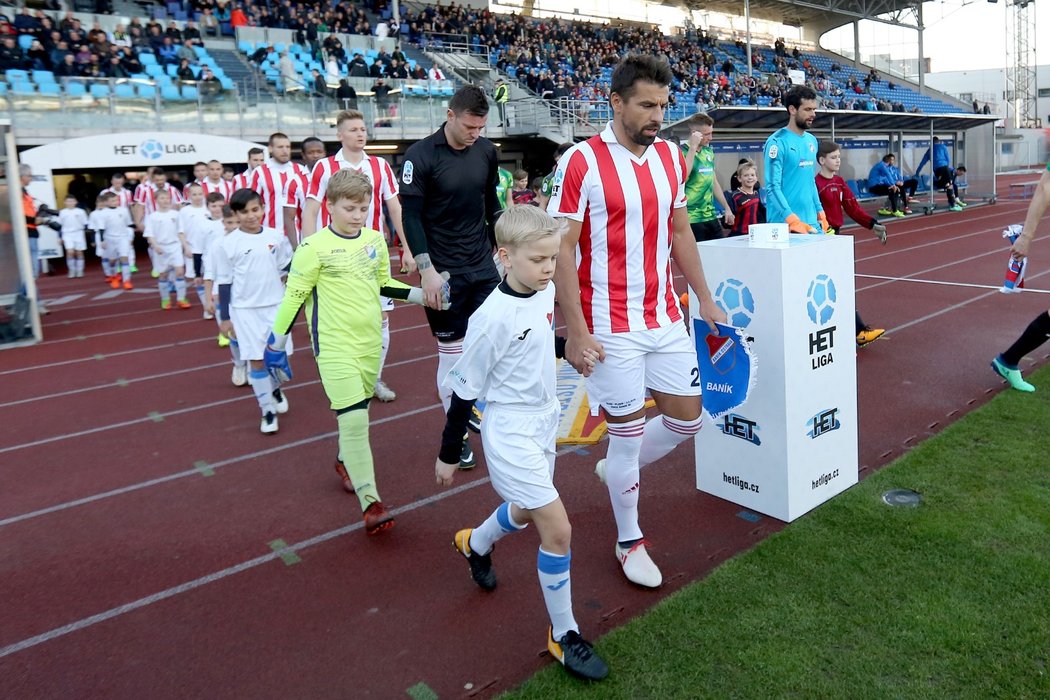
left=100, top=186, right=134, bottom=211
left=283, top=169, right=309, bottom=243
left=306, top=150, right=398, bottom=232
left=182, top=179, right=203, bottom=200
left=199, top=178, right=233, bottom=201
left=250, top=159, right=307, bottom=230
left=230, top=168, right=255, bottom=194
left=133, top=182, right=185, bottom=217
left=547, top=122, right=687, bottom=335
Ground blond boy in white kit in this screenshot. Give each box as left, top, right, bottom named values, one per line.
left=58, top=195, right=89, bottom=278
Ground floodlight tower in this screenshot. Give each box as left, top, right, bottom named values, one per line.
left=1005, top=0, right=1039, bottom=128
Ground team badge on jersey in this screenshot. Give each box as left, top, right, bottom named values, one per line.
left=695, top=321, right=756, bottom=420
left=364, top=244, right=376, bottom=259
left=768, top=144, right=778, bottom=159
left=402, top=160, right=414, bottom=185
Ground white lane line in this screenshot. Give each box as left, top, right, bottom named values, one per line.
left=855, top=223, right=1004, bottom=262
left=0, top=403, right=442, bottom=529
left=92, top=289, right=124, bottom=300
left=0, top=362, right=231, bottom=409
left=0, top=338, right=212, bottom=377
left=41, top=294, right=85, bottom=307
left=0, top=441, right=582, bottom=659
left=0, top=353, right=437, bottom=455
left=885, top=268, right=1050, bottom=335
left=856, top=275, right=1050, bottom=294
left=55, top=306, right=158, bottom=326
left=857, top=247, right=1013, bottom=293
left=37, top=318, right=202, bottom=346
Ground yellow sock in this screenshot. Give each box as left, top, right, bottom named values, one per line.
left=337, top=408, right=380, bottom=511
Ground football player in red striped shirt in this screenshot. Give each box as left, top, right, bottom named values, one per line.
left=548, top=55, right=725, bottom=589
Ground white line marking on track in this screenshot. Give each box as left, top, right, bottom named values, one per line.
left=0, top=362, right=231, bottom=409
left=37, top=318, right=202, bottom=346
left=856, top=275, right=1050, bottom=294
left=0, top=441, right=579, bottom=659
left=92, top=289, right=124, bottom=300
left=0, top=353, right=437, bottom=454
left=0, top=338, right=212, bottom=377
left=0, top=403, right=442, bottom=529
left=41, top=294, right=86, bottom=307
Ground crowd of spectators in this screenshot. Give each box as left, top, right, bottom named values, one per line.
left=0, top=7, right=210, bottom=80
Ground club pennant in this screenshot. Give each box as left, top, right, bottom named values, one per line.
left=695, top=321, right=756, bottom=420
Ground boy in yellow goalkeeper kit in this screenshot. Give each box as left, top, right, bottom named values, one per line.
left=265, top=169, right=447, bottom=535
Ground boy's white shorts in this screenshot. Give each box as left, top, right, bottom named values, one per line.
left=230, top=304, right=293, bottom=361
left=104, top=235, right=132, bottom=259
left=61, top=231, right=86, bottom=252
left=480, top=400, right=560, bottom=511
left=153, top=243, right=185, bottom=272
left=584, top=322, right=701, bottom=417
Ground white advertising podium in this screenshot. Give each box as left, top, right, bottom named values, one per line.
left=690, top=233, right=859, bottom=522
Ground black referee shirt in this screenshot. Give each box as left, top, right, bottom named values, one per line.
left=400, top=123, right=499, bottom=274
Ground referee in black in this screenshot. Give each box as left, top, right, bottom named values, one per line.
left=401, top=84, right=501, bottom=469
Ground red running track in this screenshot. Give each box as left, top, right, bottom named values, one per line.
left=2, top=183, right=1048, bottom=699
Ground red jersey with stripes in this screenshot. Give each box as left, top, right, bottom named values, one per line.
left=283, top=170, right=309, bottom=243
left=307, top=150, right=398, bottom=232
left=230, top=169, right=255, bottom=194
left=133, top=182, right=184, bottom=217
left=250, top=158, right=307, bottom=229
left=547, top=122, right=687, bottom=335
left=100, top=186, right=134, bottom=211
left=198, top=177, right=233, bottom=201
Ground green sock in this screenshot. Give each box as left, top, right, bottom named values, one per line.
left=337, top=408, right=380, bottom=510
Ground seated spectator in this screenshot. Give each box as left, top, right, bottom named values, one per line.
left=369, top=58, right=385, bottom=78
left=250, top=44, right=271, bottom=65
left=199, top=67, right=221, bottom=100
left=230, top=5, right=248, bottom=29
left=108, top=55, right=129, bottom=79
left=183, top=21, right=201, bottom=44
left=348, top=53, right=369, bottom=77
left=427, top=64, right=446, bottom=81
left=200, top=9, right=219, bottom=37
left=325, top=52, right=341, bottom=81
left=27, top=39, right=49, bottom=70
left=54, top=53, right=80, bottom=78
left=409, top=63, right=426, bottom=79
left=386, top=58, right=408, bottom=79
left=0, top=36, right=27, bottom=70
left=392, top=45, right=407, bottom=64
left=177, top=58, right=196, bottom=81
left=110, top=24, right=130, bottom=48
left=176, top=40, right=197, bottom=64
left=146, top=23, right=165, bottom=51
left=157, top=37, right=179, bottom=66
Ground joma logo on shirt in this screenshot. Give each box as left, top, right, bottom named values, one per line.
left=516, top=328, right=532, bottom=341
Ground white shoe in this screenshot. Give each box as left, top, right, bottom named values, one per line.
left=594, top=458, right=607, bottom=484
left=68, top=271, right=75, bottom=278
left=373, top=379, right=396, bottom=402
left=231, top=364, right=248, bottom=387
left=272, top=388, right=289, bottom=414
left=260, top=411, right=278, bottom=434
left=615, top=541, right=662, bottom=588
left=202, top=310, right=214, bottom=320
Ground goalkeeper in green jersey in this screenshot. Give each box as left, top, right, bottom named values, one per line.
left=264, top=169, right=448, bottom=535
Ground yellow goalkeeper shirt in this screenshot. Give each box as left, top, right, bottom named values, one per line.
left=274, top=226, right=410, bottom=358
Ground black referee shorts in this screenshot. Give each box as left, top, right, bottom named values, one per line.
left=424, top=266, right=500, bottom=342
left=690, top=219, right=726, bottom=242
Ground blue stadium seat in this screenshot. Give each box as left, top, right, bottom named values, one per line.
left=38, top=82, right=60, bottom=96
left=181, top=85, right=198, bottom=101
left=5, top=69, right=28, bottom=83
left=0, top=82, right=6, bottom=96
left=89, top=83, right=110, bottom=99
left=193, top=46, right=208, bottom=59
left=238, top=40, right=253, bottom=54
left=137, top=83, right=157, bottom=99
left=11, top=81, right=35, bottom=95
left=139, top=53, right=157, bottom=66
left=218, top=76, right=235, bottom=91
left=18, top=34, right=34, bottom=51
left=161, top=85, right=181, bottom=101
left=846, top=180, right=861, bottom=197
left=165, top=64, right=179, bottom=77
left=32, top=70, right=55, bottom=84
left=114, top=84, right=136, bottom=99
left=273, top=43, right=286, bottom=53
left=65, top=82, right=86, bottom=97
left=145, top=64, right=165, bottom=78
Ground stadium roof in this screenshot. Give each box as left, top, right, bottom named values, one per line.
left=672, top=0, right=922, bottom=30
left=666, top=107, right=998, bottom=136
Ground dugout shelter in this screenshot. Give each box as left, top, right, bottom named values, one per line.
left=666, top=108, right=999, bottom=212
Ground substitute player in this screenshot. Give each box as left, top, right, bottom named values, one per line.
left=302, top=110, right=413, bottom=404
left=401, top=85, right=501, bottom=470
left=436, top=206, right=608, bottom=681
left=548, top=54, right=726, bottom=588
left=231, top=148, right=265, bottom=193
left=265, top=170, right=440, bottom=534
left=215, top=189, right=293, bottom=432
left=916, top=136, right=963, bottom=212
left=681, top=112, right=734, bottom=241
left=991, top=161, right=1050, bottom=391
left=182, top=161, right=209, bottom=200
left=201, top=160, right=233, bottom=201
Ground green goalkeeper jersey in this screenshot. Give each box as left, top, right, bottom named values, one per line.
left=274, top=226, right=411, bottom=358
left=682, top=143, right=717, bottom=223
left=496, top=168, right=514, bottom=209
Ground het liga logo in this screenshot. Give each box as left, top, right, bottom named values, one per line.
left=806, top=274, right=838, bottom=370
left=113, top=138, right=198, bottom=160
left=714, top=278, right=755, bottom=328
